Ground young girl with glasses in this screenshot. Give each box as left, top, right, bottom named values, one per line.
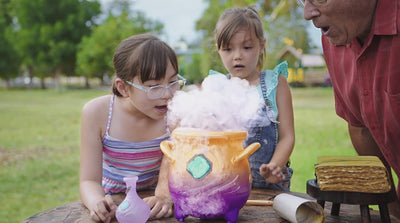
left=79, top=34, right=184, bottom=222
left=215, top=7, right=295, bottom=190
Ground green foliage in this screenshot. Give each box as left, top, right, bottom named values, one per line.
left=1, top=0, right=313, bottom=87
left=1, top=0, right=168, bottom=89
left=76, top=8, right=163, bottom=83
left=190, top=0, right=311, bottom=82
left=262, top=1, right=311, bottom=68
left=0, top=0, right=21, bottom=83
left=9, top=0, right=101, bottom=81
left=195, top=0, right=233, bottom=78
left=180, top=53, right=204, bottom=84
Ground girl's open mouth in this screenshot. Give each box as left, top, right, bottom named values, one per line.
left=156, top=105, right=168, bottom=113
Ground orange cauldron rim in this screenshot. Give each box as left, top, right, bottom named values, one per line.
left=171, top=128, right=248, bottom=139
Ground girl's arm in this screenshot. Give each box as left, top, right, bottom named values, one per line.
left=79, top=97, right=116, bottom=223
left=260, top=74, right=295, bottom=183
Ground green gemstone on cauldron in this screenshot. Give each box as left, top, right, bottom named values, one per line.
left=186, top=154, right=212, bottom=179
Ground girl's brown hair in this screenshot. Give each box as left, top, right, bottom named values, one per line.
left=112, top=33, right=178, bottom=96
left=215, top=7, right=266, bottom=70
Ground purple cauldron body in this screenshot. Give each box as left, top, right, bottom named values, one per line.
left=160, top=130, right=261, bottom=223
left=170, top=174, right=250, bottom=222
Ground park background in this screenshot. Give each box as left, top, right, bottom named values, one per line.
left=0, top=0, right=397, bottom=222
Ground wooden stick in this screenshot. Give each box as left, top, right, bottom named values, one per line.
left=245, top=200, right=273, bottom=206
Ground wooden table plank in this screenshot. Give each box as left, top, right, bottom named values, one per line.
left=24, top=189, right=400, bottom=223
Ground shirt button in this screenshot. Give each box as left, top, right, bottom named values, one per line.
left=363, top=90, right=369, bottom=96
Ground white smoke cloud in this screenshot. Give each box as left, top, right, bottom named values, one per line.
left=167, top=74, right=271, bottom=132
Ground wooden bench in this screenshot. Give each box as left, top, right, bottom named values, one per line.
left=307, top=179, right=397, bottom=223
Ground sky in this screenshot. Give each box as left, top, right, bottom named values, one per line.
left=100, top=0, right=208, bottom=44
left=133, top=0, right=208, bottom=44
left=100, top=0, right=322, bottom=49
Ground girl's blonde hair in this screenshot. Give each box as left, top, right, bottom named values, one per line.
left=112, top=33, right=178, bottom=96
left=215, top=7, right=266, bottom=70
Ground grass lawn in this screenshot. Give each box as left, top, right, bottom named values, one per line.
left=0, top=87, right=396, bottom=222
left=0, top=88, right=107, bottom=222
left=290, top=87, right=357, bottom=192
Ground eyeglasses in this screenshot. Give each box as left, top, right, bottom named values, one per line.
left=125, top=74, right=186, bottom=100
left=296, top=0, right=327, bottom=7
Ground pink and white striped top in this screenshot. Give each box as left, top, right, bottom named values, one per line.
left=101, top=95, right=169, bottom=194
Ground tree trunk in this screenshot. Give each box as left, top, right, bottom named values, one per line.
left=27, top=65, right=34, bottom=89
left=85, top=76, right=90, bottom=89
left=40, top=77, right=46, bottom=89
left=54, top=68, right=62, bottom=91
left=6, top=78, right=10, bottom=89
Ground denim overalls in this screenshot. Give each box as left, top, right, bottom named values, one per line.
left=244, top=71, right=293, bottom=191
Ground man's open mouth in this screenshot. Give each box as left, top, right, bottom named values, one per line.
left=321, top=26, right=330, bottom=35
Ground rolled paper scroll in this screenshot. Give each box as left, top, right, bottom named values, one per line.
left=273, top=193, right=325, bottom=223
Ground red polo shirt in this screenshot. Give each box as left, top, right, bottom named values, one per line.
left=322, top=0, right=400, bottom=192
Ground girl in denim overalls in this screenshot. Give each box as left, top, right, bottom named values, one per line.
left=215, top=7, right=295, bottom=190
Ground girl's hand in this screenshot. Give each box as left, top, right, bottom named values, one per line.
left=144, top=195, right=174, bottom=219
left=259, top=163, right=285, bottom=184
left=90, top=194, right=117, bottom=223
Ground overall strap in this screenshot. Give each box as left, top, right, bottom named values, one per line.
left=259, top=71, right=271, bottom=106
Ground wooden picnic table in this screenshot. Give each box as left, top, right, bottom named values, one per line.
left=24, top=188, right=400, bottom=223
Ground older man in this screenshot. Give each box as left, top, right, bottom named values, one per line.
left=298, top=0, right=400, bottom=218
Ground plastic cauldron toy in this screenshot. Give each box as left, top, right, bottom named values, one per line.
left=160, top=129, right=260, bottom=223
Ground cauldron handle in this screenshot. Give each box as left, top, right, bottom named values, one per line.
left=233, top=142, right=261, bottom=163
left=160, top=140, right=175, bottom=162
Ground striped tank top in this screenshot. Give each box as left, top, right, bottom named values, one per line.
left=102, top=95, right=170, bottom=194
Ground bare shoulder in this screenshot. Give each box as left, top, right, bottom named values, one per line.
left=82, top=95, right=110, bottom=111
left=277, top=74, right=290, bottom=93
left=81, top=95, right=111, bottom=121
left=276, top=74, right=293, bottom=105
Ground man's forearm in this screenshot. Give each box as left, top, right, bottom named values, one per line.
left=348, top=124, right=390, bottom=169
